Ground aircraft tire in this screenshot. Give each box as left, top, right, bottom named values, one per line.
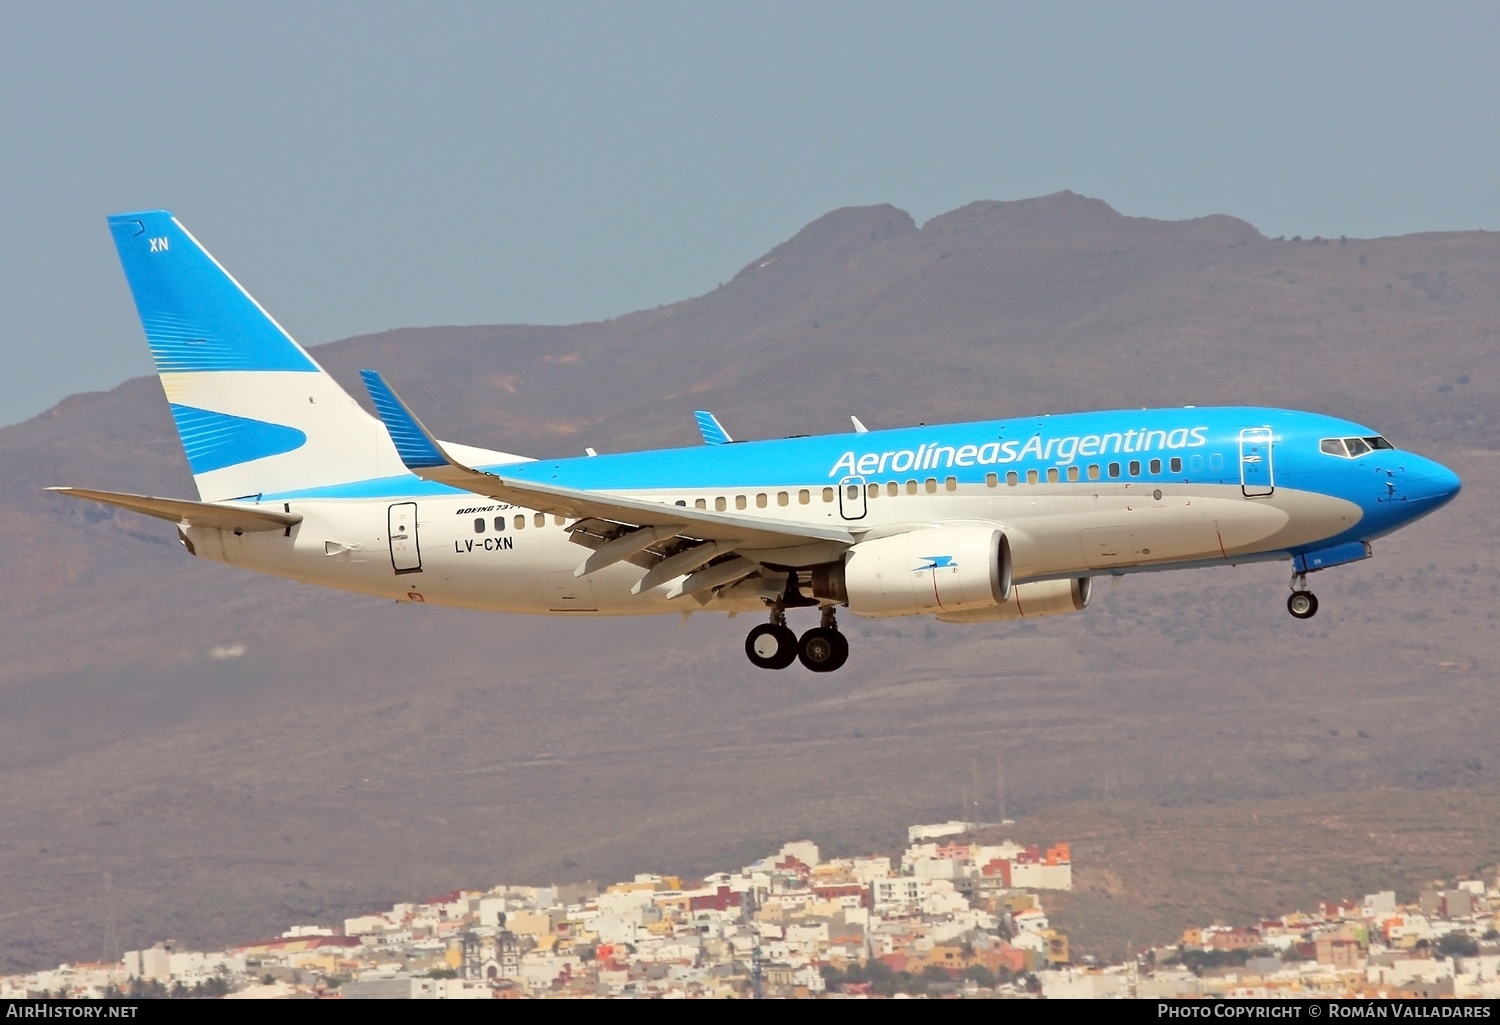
left=798, top=627, right=849, bottom=673
left=746, top=623, right=799, bottom=670
left=1287, top=591, right=1319, bottom=619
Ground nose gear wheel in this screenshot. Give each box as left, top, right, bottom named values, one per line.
left=1287, top=591, right=1319, bottom=619
left=1286, top=572, right=1318, bottom=619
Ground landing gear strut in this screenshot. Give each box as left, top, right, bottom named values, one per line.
left=745, top=605, right=798, bottom=670
left=744, top=605, right=850, bottom=671
left=1287, top=573, right=1319, bottom=620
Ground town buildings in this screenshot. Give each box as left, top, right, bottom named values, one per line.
left=4, top=824, right=1496, bottom=999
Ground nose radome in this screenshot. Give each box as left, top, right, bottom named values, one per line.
left=1411, top=458, right=1462, bottom=506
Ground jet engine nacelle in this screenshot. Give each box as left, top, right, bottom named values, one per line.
left=811, top=526, right=1011, bottom=617
left=935, top=577, right=1093, bottom=623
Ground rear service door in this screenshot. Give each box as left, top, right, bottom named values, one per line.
left=388, top=502, right=422, bottom=573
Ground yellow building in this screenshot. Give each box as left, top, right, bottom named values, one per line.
left=507, top=910, right=559, bottom=939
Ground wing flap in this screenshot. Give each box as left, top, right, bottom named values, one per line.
left=48, top=487, right=301, bottom=532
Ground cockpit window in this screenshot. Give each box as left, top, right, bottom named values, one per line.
left=1320, top=435, right=1395, bottom=458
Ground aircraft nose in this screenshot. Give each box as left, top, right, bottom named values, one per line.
left=1410, top=457, right=1462, bottom=507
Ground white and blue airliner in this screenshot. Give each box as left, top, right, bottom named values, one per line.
left=54, top=211, right=1462, bottom=673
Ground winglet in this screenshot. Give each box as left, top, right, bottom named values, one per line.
left=694, top=410, right=733, bottom=446
left=850, top=415, right=869, bottom=434
left=359, top=370, right=449, bottom=470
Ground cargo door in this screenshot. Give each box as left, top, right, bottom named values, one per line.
left=541, top=571, right=598, bottom=611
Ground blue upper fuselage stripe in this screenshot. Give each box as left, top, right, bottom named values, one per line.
left=358, top=370, right=448, bottom=469
left=259, top=406, right=1420, bottom=511
left=107, top=211, right=317, bottom=374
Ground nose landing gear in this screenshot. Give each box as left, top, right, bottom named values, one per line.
left=1287, top=572, right=1319, bottom=620
left=744, top=605, right=849, bottom=671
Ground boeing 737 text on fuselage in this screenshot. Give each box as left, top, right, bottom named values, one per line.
left=54, top=211, right=1462, bottom=672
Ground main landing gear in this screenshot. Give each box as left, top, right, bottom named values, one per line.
left=1287, top=572, right=1319, bottom=620
left=745, top=605, right=850, bottom=673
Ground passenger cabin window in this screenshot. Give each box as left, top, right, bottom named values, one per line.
left=755, top=493, right=767, bottom=508
left=514, top=515, right=525, bottom=530
left=867, top=483, right=879, bottom=499
left=1149, top=458, right=1162, bottom=474
left=945, top=476, right=957, bottom=491
left=715, top=497, right=727, bottom=511
left=1108, top=462, right=1120, bottom=478
left=1087, top=464, right=1100, bottom=480
left=887, top=481, right=899, bottom=497
left=1026, top=469, right=1039, bottom=484
left=906, top=480, right=918, bottom=495
left=1129, top=460, right=1141, bottom=476
left=846, top=485, right=860, bottom=501
left=474, top=518, right=485, bottom=533
left=695, top=498, right=706, bottom=510
left=777, top=491, right=789, bottom=507
left=822, top=487, right=835, bottom=503
left=534, top=513, right=545, bottom=528
left=1046, top=468, right=1059, bottom=484
left=1006, top=471, right=1019, bottom=486
left=1170, top=457, right=1182, bottom=473
left=798, top=489, right=810, bottom=505
left=735, top=495, right=747, bottom=510
left=925, top=478, right=938, bottom=493
left=986, top=473, right=998, bottom=488
left=1066, top=466, right=1079, bottom=482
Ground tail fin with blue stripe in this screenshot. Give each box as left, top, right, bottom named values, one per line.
left=108, top=211, right=410, bottom=501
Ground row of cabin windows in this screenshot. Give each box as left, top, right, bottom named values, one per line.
left=671, top=457, right=1192, bottom=513
left=474, top=513, right=567, bottom=533
left=473, top=455, right=1200, bottom=532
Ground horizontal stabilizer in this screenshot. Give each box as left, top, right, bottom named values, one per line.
left=48, top=487, right=301, bottom=532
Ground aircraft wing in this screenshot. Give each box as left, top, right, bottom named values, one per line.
left=48, top=487, right=302, bottom=532
left=360, top=371, right=855, bottom=551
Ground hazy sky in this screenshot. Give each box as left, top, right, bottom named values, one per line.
left=2, top=1, right=1496, bottom=426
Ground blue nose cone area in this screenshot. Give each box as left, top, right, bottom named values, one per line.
left=1411, top=457, right=1462, bottom=508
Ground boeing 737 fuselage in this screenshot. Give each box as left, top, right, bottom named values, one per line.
left=54, top=212, right=1462, bottom=672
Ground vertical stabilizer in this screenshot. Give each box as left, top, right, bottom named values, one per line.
left=107, top=211, right=408, bottom=500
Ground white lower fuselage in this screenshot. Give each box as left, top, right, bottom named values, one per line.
left=189, top=480, right=1360, bottom=616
